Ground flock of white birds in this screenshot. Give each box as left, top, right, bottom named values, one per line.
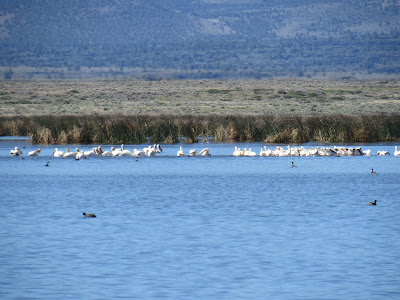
left=8, top=144, right=400, bottom=158
left=233, top=145, right=400, bottom=157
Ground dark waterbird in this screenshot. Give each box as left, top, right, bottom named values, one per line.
left=45, top=162, right=49, bottom=167
left=368, top=200, right=377, bottom=205
left=291, top=162, right=297, bottom=168
left=371, top=168, right=378, bottom=175
left=83, top=212, right=96, bottom=218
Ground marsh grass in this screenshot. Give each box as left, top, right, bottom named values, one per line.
left=1, top=114, right=400, bottom=144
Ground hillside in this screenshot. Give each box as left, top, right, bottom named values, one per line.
left=0, top=0, right=399, bottom=79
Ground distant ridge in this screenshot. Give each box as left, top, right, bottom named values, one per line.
left=0, top=0, right=399, bottom=79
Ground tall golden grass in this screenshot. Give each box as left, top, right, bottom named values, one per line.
left=1, top=115, right=399, bottom=144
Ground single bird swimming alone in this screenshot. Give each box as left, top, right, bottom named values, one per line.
left=45, top=162, right=49, bottom=167
left=83, top=212, right=96, bottom=218
left=371, top=168, right=378, bottom=175
left=291, top=162, right=297, bottom=168
left=368, top=200, right=377, bottom=205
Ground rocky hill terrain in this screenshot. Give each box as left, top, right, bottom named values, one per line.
left=0, top=0, right=399, bottom=79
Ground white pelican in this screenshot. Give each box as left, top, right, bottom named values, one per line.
left=377, top=150, right=389, bottom=156
left=394, top=146, right=400, bottom=156
left=290, top=147, right=300, bottom=156
left=309, top=148, right=319, bottom=156
left=156, top=144, right=163, bottom=153
left=83, top=147, right=98, bottom=157
left=177, top=146, right=185, bottom=157
left=28, top=149, right=41, bottom=156
left=119, top=149, right=133, bottom=157
left=111, top=147, right=120, bottom=156
left=245, top=148, right=256, bottom=156
left=98, top=146, right=112, bottom=156
left=10, top=147, right=23, bottom=156
left=75, top=150, right=86, bottom=160
left=233, top=147, right=241, bottom=156
left=363, top=149, right=371, bottom=156
left=133, top=149, right=145, bottom=156
left=198, top=148, right=210, bottom=156
left=143, top=146, right=156, bottom=156
left=264, top=146, right=274, bottom=156
left=189, top=149, right=197, bottom=156
left=63, top=148, right=76, bottom=158
left=53, top=148, right=65, bottom=158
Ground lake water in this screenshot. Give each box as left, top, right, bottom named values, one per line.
left=1, top=138, right=400, bottom=299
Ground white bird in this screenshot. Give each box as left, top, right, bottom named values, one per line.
left=264, top=146, right=274, bottom=156
left=245, top=148, right=256, bottom=156
left=143, top=145, right=156, bottom=156
left=84, top=147, right=98, bottom=157
left=28, top=149, right=41, bottom=156
left=97, top=146, right=112, bottom=156
left=233, top=146, right=241, bottom=156
left=119, top=149, right=133, bottom=156
left=111, top=147, right=121, bottom=156
left=133, top=149, right=145, bottom=157
left=198, top=148, right=210, bottom=156
left=10, top=147, right=23, bottom=156
left=53, top=148, right=65, bottom=158
left=177, top=146, right=185, bottom=157
left=394, top=146, right=400, bottom=156
left=377, top=150, right=389, bottom=156
left=75, top=150, right=86, bottom=160
left=189, top=149, right=197, bottom=156
left=362, top=149, right=371, bottom=156
left=63, top=148, right=76, bottom=158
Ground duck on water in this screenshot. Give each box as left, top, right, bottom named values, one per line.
left=83, top=212, right=96, bottom=218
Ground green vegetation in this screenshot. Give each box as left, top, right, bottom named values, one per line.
left=1, top=79, right=399, bottom=116
left=1, top=114, right=400, bottom=144
left=1, top=79, right=399, bottom=144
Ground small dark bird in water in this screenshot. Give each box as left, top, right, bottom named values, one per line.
left=83, top=212, right=96, bottom=218
left=368, top=200, right=377, bottom=205
left=136, top=157, right=138, bottom=161
left=45, top=162, right=49, bottom=167
left=371, top=168, right=378, bottom=175
left=291, top=162, right=297, bottom=168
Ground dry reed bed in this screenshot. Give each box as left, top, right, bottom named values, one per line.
left=1, top=115, right=400, bottom=144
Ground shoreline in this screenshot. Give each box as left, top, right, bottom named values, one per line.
left=1, top=79, right=399, bottom=144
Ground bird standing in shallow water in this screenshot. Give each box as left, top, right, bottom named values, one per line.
left=83, top=212, right=96, bottom=217
left=368, top=200, right=377, bottom=205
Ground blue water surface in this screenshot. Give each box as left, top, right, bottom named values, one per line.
left=1, top=139, right=400, bottom=299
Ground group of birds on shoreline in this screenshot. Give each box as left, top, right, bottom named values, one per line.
left=9, top=145, right=400, bottom=159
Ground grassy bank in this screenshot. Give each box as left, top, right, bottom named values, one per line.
left=1, top=79, right=399, bottom=116
left=1, top=115, right=400, bottom=144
